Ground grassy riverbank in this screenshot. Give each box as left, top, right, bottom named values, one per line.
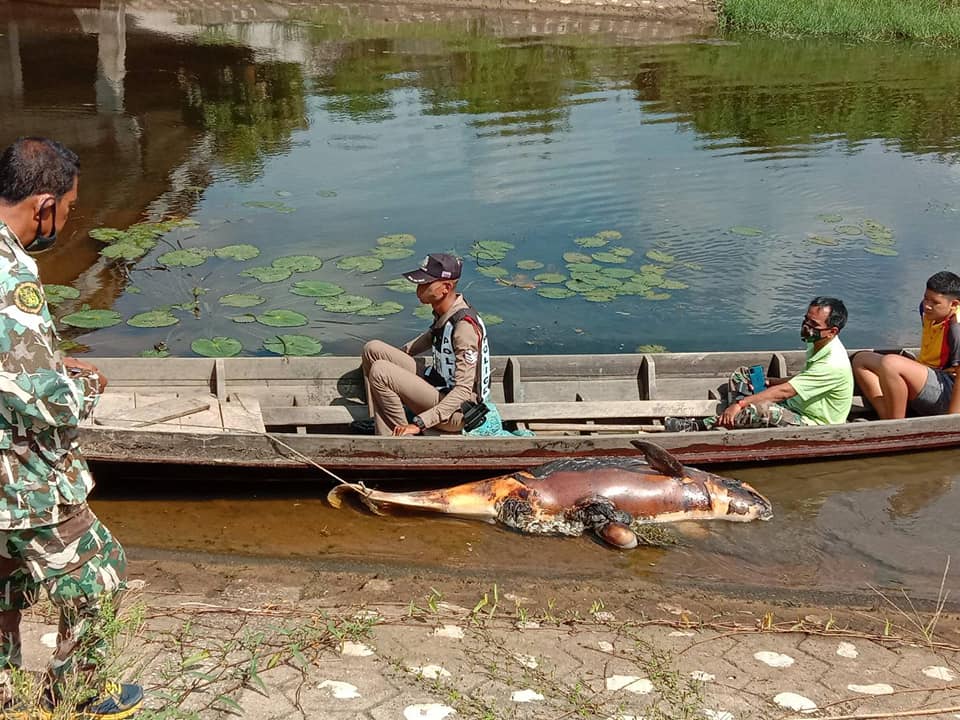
left=719, top=0, right=960, bottom=44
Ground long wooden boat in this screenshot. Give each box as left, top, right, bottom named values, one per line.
left=76, top=348, right=960, bottom=475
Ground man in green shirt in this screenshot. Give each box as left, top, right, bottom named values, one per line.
left=667, top=297, right=854, bottom=430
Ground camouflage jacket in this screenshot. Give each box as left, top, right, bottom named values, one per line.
left=0, top=221, right=102, bottom=530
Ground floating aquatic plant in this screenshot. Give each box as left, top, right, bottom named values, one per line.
left=242, top=200, right=295, bottom=213
left=377, top=233, right=416, bottom=247
left=563, top=252, right=593, bottom=264
left=231, top=314, right=257, bottom=323
left=807, top=235, right=839, bottom=246
left=600, top=267, right=636, bottom=279
left=583, top=290, right=617, bottom=302
left=43, top=284, right=80, bottom=306
left=574, top=236, right=607, bottom=248
left=384, top=278, right=417, bottom=293
left=837, top=225, right=863, bottom=236
left=373, top=246, right=415, bottom=261
left=158, top=249, right=208, bottom=268
left=610, top=247, right=634, bottom=257
left=565, top=262, right=600, bottom=274
left=241, top=266, right=293, bottom=283
left=645, top=250, right=675, bottom=264
left=534, top=273, right=566, bottom=284
left=592, top=252, right=627, bottom=264
left=470, top=240, right=513, bottom=262
left=256, top=309, right=308, bottom=327
left=537, top=287, right=576, bottom=299
left=818, top=214, right=843, bottom=224
left=61, top=307, right=123, bottom=329
left=516, top=260, right=544, bottom=270
left=864, top=245, right=899, bottom=256
left=214, top=244, right=260, bottom=261
left=356, top=301, right=404, bottom=316
left=481, top=314, right=504, bottom=326
left=596, top=230, right=623, bottom=241
left=192, top=336, right=242, bottom=357
left=263, top=334, right=324, bottom=356
left=413, top=305, right=433, bottom=319
left=127, top=310, right=180, bottom=328
left=729, top=226, right=763, bottom=237
left=317, top=295, right=374, bottom=313
left=477, top=266, right=509, bottom=279
left=290, top=281, right=345, bottom=298
left=140, top=348, right=170, bottom=358
left=272, top=255, right=323, bottom=273
left=218, top=293, right=266, bottom=307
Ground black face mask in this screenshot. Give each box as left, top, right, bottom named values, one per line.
left=29, top=198, right=58, bottom=254
left=800, top=324, right=821, bottom=343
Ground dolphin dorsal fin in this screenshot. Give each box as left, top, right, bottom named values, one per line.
left=630, top=440, right=684, bottom=477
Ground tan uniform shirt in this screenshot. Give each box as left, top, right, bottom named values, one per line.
left=402, top=295, right=481, bottom=429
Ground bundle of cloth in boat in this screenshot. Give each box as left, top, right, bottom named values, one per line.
left=462, top=401, right=534, bottom=437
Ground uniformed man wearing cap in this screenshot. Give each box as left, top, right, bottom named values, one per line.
left=361, top=253, right=491, bottom=436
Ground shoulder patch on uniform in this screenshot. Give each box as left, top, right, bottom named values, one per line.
left=13, top=281, right=44, bottom=314
left=463, top=349, right=478, bottom=365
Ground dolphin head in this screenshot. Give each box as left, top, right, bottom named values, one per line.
left=715, top=474, right=773, bottom=521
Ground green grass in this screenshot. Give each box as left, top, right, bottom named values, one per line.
left=719, top=0, right=960, bottom=45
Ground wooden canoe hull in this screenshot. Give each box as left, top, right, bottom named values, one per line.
left=76, top=351, right=960, bottom=474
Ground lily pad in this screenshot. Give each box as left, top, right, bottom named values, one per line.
left=158, top=249, right=208, bottom=268
left=89, top=228, right=127, bottom=242
left=413, top=305, right=433, bottom=320
left=127, top=310, right=179, bottom=328
left=565, top=279, right=597, bottom=293
left=192, top=336, right=242, bottom=357
left=272, top=255, right=323, bottom=273
left=384, top=278, right=417, bottom=293
left=356, top=301, right=405, bottom=316
left=474, top=240, right=514, bottom=254
left=640, top=264, right=667, bottom=275
left=563, top=252, right=593, bottom=264
left=516, top=260, right=544, bottom=271
left=864, top=245, right=899, bottom=256
left=318, top=295, right=374, bottom=313
left=566, top=263, right=600, bottom=274
left=373, top=246, right=415, bottom=261
left=256, top=309, right=308, bottom=327
left=140, top=348, right=170, bottom=358
left=61, top=308, right=122, bottom=329
left=645, top=250, right=675, bottom=264
left=592, top=252, right=628, bottom=264
left=44, top=284, right=80, bottom=305
left=644, top=291, right=671, bottom=301
left=610, top=247, right=635, bottom=257
left=807, top=235, right=839, bottom=246
left=336, top=255, right=384, bottom=273
left=600, top=267, right=636, bottom=279
left=837, top=225, right=863, bottom=236
left=730, top=226, right=764, bottom=237
left=477, top=266, right=509, bottom=279
left=219, top=293, right=266, bottom=307
left=596, top=230, right=623, bottom=241
left=290, top=281, right=345, bottom=298
left=574, top=236, right=607, bottom=248
left=618, top=282, right=650, bottom=295
left=865, top=229, right=895, bottom=244
left=231, top=314, right=258, bottom=323
left=537, top=287, right=576, bottom=299
left=100, top=243, right=148, bottom=261
left=263, top=334, right=324, bottom=356
left=585, top=275, right=623, bottom=289
left=242, top=200, right=295, bottom=214
left=275, top=190, right=292, bottom=198
left=583, top=289, right=618, bottom=302
left=658, top=279, right=690, bottom=290
left=478, top=314, right=503, bottom=326
left=818, top=214, right=843, bottom=223
left=58, top=339, right=89, bottom=353
left=241, top=266, right=293, bottom=283
left=377, top=233, right=417, bottom=247
left=214, top=244, right=260, bottom=261
left=317, top=190, right=338, bottom=198
left=534, top=273, right=567, bottom=284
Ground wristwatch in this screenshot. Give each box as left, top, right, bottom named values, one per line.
left=412, top=416, right=426, bottom=432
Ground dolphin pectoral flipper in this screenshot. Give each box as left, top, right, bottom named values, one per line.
left=630, top=439, right=684, bottom=477
left=598, top=522, right=638, bottom=549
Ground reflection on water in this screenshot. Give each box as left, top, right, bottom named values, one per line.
left=89, top=448, right=960, bottom=601
left=2, top=1, right=960, bottom=357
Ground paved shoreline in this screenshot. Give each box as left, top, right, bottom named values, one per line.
left=14, top=558, right=960, bottom=719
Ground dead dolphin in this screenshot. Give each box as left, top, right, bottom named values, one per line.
left=328, top=440, right=773, bottom=549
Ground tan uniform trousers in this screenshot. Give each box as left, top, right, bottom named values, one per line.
left=362, top=340, right=464, bottom=435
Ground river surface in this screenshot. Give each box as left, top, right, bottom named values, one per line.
left=3, top=1, right=960, bottom=601
left=90, top=448, right=959, bottom=603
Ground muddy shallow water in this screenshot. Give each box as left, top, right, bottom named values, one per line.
left=91, top=448, right=960, bottom=603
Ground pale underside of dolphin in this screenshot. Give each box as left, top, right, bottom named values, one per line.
left=328, top=440, right=773, bottom=549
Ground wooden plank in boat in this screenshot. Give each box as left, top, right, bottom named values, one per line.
left=496, top=399, right=719, bottom=421
left=261, top=404, right=362, bottom=427
left=221, top=394, right=266, bottom=434
left=181, top=394, right=223, bottom=434
left=87, top=392, right=136, bottom=428
left=97, top=396, right=211, bottom=428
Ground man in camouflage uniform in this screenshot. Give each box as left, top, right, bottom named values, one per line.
left=0, top=138, right=142, bottom=717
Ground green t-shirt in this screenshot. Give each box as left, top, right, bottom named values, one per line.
left=782, top=336, right=854, bottom=425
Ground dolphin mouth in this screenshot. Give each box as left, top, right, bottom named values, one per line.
left=758, top=507, right=774, bottom=521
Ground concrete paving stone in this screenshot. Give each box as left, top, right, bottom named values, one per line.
left=797, top=634, right=904, bottom=678
left=228, top=683, right=302, bottom=719
left=721, top=633, right=830, bottom=685
left=673, top=656, right=750, bottom=691
left=368, top=693, right=469, bottom=720
left=293, top=667, right=401, bottom=714
left=697, top=686, right=766, bottom=718
left=891, top=645, right=960, bottom=686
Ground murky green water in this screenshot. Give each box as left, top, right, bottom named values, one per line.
left=3, top=1, right=960, bottom=358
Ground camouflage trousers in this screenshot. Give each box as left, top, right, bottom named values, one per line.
left=0, top=505, right=126, bottom=700
left=703, top=366, right=804, bottom=430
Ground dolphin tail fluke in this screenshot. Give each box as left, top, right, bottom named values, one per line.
left=327, top=483, right=389, bottom=515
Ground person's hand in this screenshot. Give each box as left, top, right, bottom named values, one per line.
left=393, top=423, right=422, bottom=436
left=63, top=357, right=108, bottom=390
left=717, top=400, right=745, bottom=429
